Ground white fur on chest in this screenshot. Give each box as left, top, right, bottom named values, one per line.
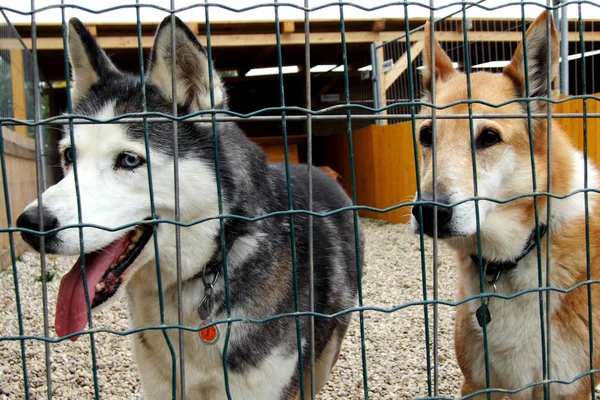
left=462, top=255, right=588, bottom=398
left=126, top=232, right=298, bottom=400
left=128, top=282, right=300, bottom=400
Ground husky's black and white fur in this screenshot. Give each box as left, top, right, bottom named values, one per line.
left=17, top=17, right=361, bottom=399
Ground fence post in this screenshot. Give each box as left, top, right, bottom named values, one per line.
left=370, top=42, right=388, bottom=126
left=558, top=0, right=569, bottom=94
left=370, top=42, right=381, bottom=126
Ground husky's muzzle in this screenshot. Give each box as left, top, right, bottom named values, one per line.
left=17, top=206, right=154, bottom=339
left=17, top=206, right=61, bottom=253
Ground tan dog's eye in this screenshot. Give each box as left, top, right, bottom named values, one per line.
left=476, top=129, right=502, bottom=149
left=419, top=126, right=433, bottom=147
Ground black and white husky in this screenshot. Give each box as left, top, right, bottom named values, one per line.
left=16, top=16, right=361, bottom=399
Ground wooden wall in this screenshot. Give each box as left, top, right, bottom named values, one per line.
left=555, top=95, right=600, bottom=164
left=10, top=50, right=28, bottom=137
left=326, top=94, right=600, bottom=225
left=249, top=135, right=306, bottom=164
left=0, top=129, right=37, bottom=271
left=325, top=122, right=418, bottom=224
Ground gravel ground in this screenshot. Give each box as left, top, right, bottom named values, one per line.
left=0, top=218, right=461, bottom=399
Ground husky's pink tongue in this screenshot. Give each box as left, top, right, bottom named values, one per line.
left=55, top=234, right=132, bottom=340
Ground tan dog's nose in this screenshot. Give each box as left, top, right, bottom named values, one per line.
left=412, top=195, right=453, bottom=237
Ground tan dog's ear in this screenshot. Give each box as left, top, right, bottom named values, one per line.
left=503, top=10, right=559, bottom=111
left=421, top=21, right=457, bottom=90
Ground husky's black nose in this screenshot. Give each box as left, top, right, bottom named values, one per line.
left=16, top=207, right=60, bottom=252
left=412, top=197, right=453, bottom=237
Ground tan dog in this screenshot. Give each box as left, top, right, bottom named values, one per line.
left=411, top=11, right=600, bottom=399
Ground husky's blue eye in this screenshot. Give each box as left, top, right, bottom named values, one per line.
left=476, top=129, right=502, bottom=149
left=63, top=147, right=74, bottom=164
left=116, top=152, right=145, bottom=170
left=419, top=126, right=433, bottom=147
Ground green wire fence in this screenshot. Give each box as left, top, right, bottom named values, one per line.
left=0, top=1, right=600, bottom=399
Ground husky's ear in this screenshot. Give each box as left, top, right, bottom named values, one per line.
left=147, top=16, right=226, bottom=111
left=504, top=11, right=559, bottom=112
left=421, top=21, right=458, bottom=91
left=67, top=18, right=118, bottom=102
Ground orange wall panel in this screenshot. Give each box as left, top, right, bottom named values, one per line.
left=325, top=121, right=419, bottom=224
left=555, top=96, right=600, bottom=166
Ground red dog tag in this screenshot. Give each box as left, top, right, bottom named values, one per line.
left=199, top=319, right=219, bottom=344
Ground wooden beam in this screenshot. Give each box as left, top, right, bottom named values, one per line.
left=4, top=32, right=390, bottom=50
left=458, top=19, right=473, bottom=33
left=409, top=30, right=600, bottom=43
left=2, top=29, right=599, bottom=51
left=376, top=42, right=387, bottom=126
left=371, top=19, right=386, bottom=32
left=188, top=23, right=199, bottom=34
left=88, top=25, right=97, bottom=37
left=281, top=21, right=295, bottom=34
left=9, top=50, right=28, bottom=136
left=4, top=31, right=399, bottom=50
left=383, top=40, right=424, bottom=92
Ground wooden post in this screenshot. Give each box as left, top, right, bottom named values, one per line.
left=187, top=23, right=199, bottom=35
left=88, top=25, right=98, bottom=37
left=10, top=49, right=27, bottom=136
left=281, top=21, right=295, bottom=34
left=371, top=19, right=386, bottom=32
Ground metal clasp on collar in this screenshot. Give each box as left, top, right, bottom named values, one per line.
left=479, top=258, right=502, bottom=286
left=196, top=264, right=221, bottom=344
left=197, top=288, right=213, bottom=321
left=485, top=268, right=501, bottom=286
left=476, top=261, right=498, bottom=328
left=197, top=266, right=220, bottom=321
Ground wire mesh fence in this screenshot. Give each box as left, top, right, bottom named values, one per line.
left=0, top=1, right=600, bottom=399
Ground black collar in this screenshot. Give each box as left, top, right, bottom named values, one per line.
left=203, top=253, right=222, bottom=279
left=188, top=246, right=223, bottom=284
left=189, top=218, right=244, bottom=284
left=470, top=224, right=548, bottom=284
